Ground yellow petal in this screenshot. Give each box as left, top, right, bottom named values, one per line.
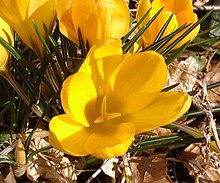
left=151, top=0, right=193, bottom=14
left=136, top=0, right=151, bottom=24
left=136, top=0, right=152, bottom=45
left=61, top=72, right=98, bottom=127
left=0, top=0, right=58, bottom=57
left=122, top=92, right=191, bottom=134
left=85, top=122, right=135, bottom=159
left=71, top=0, right=130, bottom=45
left=80, top=39, right=122, bottom=74
left=56, top=0, right=78, bottom=42
left=148, top=11, right=178, bottom=45
left=0, top=0, right=29, bottom=21
left=171, top=11, right=200, bottom=49
left=79, top=39, right=124, bottom=109
left=49, top=114, right=90, bottom=156
left=0, top=18, right=14, bottom=72
left=107, top=51, right=167, bottom=114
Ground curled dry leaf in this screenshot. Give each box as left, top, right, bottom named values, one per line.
left=182, top=143, right=220, bottom=182
left=130, top=154, right=172, bottom=183
left=26, top=137, right=77, bottom=183
left=205, top=61, right=220, bottom=106
left=168, top=56, right=198, bottom=92
left=153, top=128, right=172, bottom=137
left=102, top=158, right=119, bottom=179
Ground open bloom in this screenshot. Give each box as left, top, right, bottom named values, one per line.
left=0, top=17, right=14, bottom=73
left=0, top=0, right=58, bottom=58
left=49, top=39, right=191, bottom=159
left=56, top=0, right=130, bottom=46
left=136, top=0, right=200, bottom=49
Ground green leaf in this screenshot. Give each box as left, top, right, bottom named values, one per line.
left=0, top=155, right=17, bottom=165
left=165, top=41, right=191, bottom=65
left=122, top=7, right=164, bottom=53
left=122, top=7, right=152, bottom=44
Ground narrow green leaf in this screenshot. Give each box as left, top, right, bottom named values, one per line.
left=165, top=41, right=190, bottom=65
left=25, top=90, right=60, bottom=153
left=142, top=24, right=189, bottom=52
left=32, top=20, right=50, bottom=54
left=0, top=37, right=21, bottom=60
left=153, top=13, right=174, bottom=43
left=122, top=8, right=152, bottom=44
left=162, top=83, right=180, bottom=92
left=0, top=155, right=17, bottom=165
left=43, top=24, right=69, bottom=78
left=123, top=7, right=164, bottom=53
left=26, top=145, right=52, bottom=163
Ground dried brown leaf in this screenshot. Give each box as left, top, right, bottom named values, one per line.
left=26, top=137, right=77, bottom=183
left=182, top=143, right=220, bottom=182
left=168, top=57, right=198, bottom=92
left=102, top=158, right=119, bottom=179
left=130, top=154, right=172, bottom=183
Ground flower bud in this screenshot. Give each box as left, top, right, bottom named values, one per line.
left=57, top=0, right=130, bottom=46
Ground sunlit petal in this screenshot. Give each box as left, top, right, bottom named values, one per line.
left=85, top=122, right=135, bottom=159
left=172, top=11, right=200, bottom=49
left=71, top=0, right=130, bottom=45
left=79, top=39, right=124, bottom=109
left=80, top=39, right=123, bottom=74
left=0, top=18, right=14, bottom=72
left=107, top=51, right=167, bottom=114
left=49, top=114, right=90, bottom=156
left=0, top=0, right=58, bottom=57
left=56, top=0, right=78, bottom=42
left=61, top=72, right=98, bottom=127
left=122, top=92, right=191, bottom=134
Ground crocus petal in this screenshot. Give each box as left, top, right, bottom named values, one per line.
left=71, top=0, right=130, bottom=45
left=121, top=92, right=191, bottom=134
left=61, top=72, right=98, bottom=127
left=79, top=39, right=124, bottom=109
left=172, top=11, right=200, bottom=49
left=0, top=0, right=58, bottom=57
left=80, top=39, right=123, bottom=75
left=148, top=11, right=178, bottom=45
left=0, top=18, right=14, bottom=72
left=136, top=0, right=152, bottom=45
left=56, top=0, right=78, bottom=42
left=0, top=0, right=29, bottom=22
left=49, top=114, right=90, bottom=156
left=85, top=122, right=135, bottom=159
left=136, top=0, right=151, bottom=25
left=151, top=0, right=193, bottom=14
left=107, top=51, right=167, bottom=114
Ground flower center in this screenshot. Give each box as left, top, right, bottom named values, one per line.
left=94, top=95, right=121, bottom=124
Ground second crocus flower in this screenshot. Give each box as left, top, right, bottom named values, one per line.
left=136, top=0, right=200, bottom=49
left=0, top=0, right=58, bottom=58
left=56, top=0, right=130, bottom=46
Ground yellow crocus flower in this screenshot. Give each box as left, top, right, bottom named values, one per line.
left=56, top=0, right=130, bottom=46
left=0, top=0, right=58, bottom=58
left=0, top=17, right=14, bottom=72
left=49, top=39, right=191, bottom=159
left=137, top=0, right=200, bottom=49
